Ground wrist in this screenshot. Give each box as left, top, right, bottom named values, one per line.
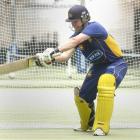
left=51, top=57, right=55, bottom=62
left=54, top=48, right=60, bottom=53
left=50, top=48, right=61, bottom=55
left=50, top=48, right=61, bottom=63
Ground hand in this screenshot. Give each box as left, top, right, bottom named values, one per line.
left=35, top=48, right=55, bottom=67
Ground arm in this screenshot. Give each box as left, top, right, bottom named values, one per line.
left=54, top=48, right=75, bottom=62
left=58, top=33, right=90, bottom=52
left=35, top=33, right=89, bottom=67
left=35, top=48, right=75, bottom=67
left=57, top=22, right=108, bottom=52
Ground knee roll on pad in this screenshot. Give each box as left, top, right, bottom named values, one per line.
left=74, top=87, right=92, bottom=131
left=98, top=74, right=116, bottom=96
left=92, top=74, right=116, bottom=135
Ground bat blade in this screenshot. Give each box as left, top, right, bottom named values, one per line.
left=0, top=56, right=36, bottom=75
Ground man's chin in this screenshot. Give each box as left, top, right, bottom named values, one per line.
left=75, top=28, right=82, bottom=33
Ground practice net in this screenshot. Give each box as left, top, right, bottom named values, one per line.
left=0, top=0, right=140, bottom=129
left=0, top=0, right=140, bottom=88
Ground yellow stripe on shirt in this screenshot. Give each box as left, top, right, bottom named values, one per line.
left=105, top=35, right=123, bottom=57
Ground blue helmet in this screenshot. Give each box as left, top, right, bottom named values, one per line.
left=66, top=5, right=90, bottom=23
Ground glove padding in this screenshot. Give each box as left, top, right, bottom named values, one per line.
left=35, top=48, right=55, bottom=67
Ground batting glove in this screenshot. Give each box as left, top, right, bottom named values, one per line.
left=35, top=48, right=60, bottom=67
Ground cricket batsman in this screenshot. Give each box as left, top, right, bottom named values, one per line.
left=35, top=5, right=128, bottom=136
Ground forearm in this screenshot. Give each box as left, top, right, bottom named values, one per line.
left=54, top=54, right=68, bottom=62
left=48, top=33, right=89, bottom=62
left=35, top=47, right=75, bottom=67
left=53, top=48, right=75, bottom=62
left=58, top=38, right=79, bottom=52
left=58, top=33, right=89, bottom=52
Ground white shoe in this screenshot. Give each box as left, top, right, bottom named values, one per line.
left=73, top=127, right=93, bottom=132
left=93, top=128, right=106, bottom=136
left=73, top=127, right=86, bottom=132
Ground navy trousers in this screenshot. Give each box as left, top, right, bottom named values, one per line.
left=79, top=58, right=128, bottom=104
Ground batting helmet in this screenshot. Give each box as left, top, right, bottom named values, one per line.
left=66, top=5, right=90, bottom=23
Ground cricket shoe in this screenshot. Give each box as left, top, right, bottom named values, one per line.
left=73, top=127, right=92, bottom=132
left=73, top=127, right=86, bottom=132
left=93, top=128, right=106, bottom=136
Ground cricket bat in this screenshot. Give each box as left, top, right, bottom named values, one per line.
left=0, top=56, right=37, bottom=75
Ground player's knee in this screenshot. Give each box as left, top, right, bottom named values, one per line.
left=97, top=74, right=116, bottom=96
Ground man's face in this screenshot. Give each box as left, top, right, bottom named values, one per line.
left=71, top=19, right=83, bottom=32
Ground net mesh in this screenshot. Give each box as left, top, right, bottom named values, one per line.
left=0, top=0, right=140, bottom=88
left=0, top=0, right=140, bottom=130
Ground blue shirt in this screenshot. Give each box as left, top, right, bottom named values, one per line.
left=72, top=21, right=123, bottom=64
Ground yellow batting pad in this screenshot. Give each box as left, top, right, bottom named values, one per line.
left=92, top=74, right=115, bottom=135
left=74, top=88, right=91, bottom=131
